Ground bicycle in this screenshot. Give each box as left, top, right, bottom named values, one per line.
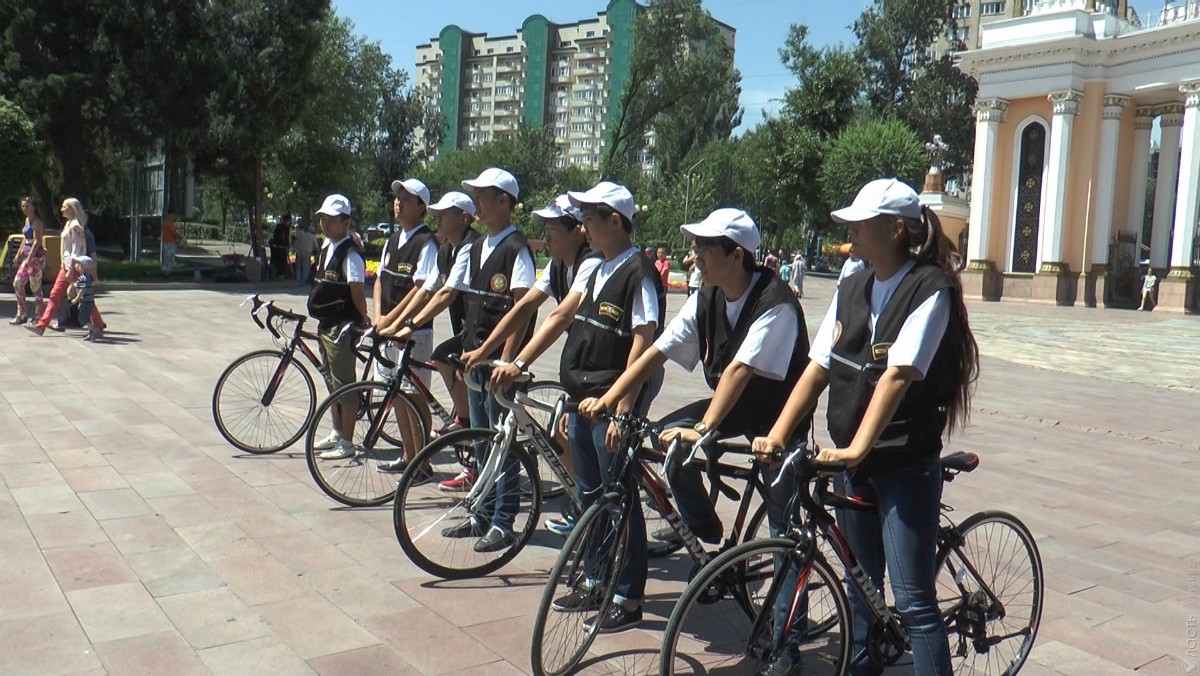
left=211, top=294, right=381, bottom=454
left=659, top=447, right=1044, bottom=676
left=529, top=409, right=821, bottom=676
left=392, top=361, right=574, bottom=579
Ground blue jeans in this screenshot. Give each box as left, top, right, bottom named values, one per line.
left=839, top=458, right=951, bottom=676
left=467, top=384, right=519, bottom=532
left=659, top=399, right=746, bottom=541
left=568, top=413, right=647, bottom=604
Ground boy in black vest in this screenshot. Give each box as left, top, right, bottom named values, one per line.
left=386, top=190, right=481, bottom=440
left=367, top=177, right=437, bottom=475
left=308, top=194, right=370, bottom=460
left=388, top=168, right=536, bottom=553
left=491, top=181, right=663, bottom=632
left=580, top=208, right=810, bottom=545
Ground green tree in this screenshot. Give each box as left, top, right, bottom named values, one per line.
left=819, top=119, right=927, bottom=212
left=853, top=0, right=977, bottom=178
left=603, top=0, right=741, bottom=176
left=778, top=25, right=863, bottom=139
left=0, top=96, right=40, bottom=218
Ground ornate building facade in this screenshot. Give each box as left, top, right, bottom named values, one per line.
left=956, top=0, right=1200, bottom=311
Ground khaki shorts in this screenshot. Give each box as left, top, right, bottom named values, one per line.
left=319, top=324, right=357, bottom=393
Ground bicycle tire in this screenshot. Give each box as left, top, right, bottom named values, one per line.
left=212, top=349, right=315, bottom=454
left=937, top=510, right=1044, bottom=676
left=305, top=381, right=428, bottom=507
left=393, top=427, right=542, bottom=579
left=660, top=537, right=852, bottom=676
left=531, top=492, right=631, bottom=676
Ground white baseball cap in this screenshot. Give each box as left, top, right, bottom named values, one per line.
left=567, top=181, right=636, bottom=223
left=533, top=194, right=583, bottom=224
left=830, top=178, right=922, bottom=223
left=391, top=178, right=430, bottom=206
left=680, top=208, right=761, bottom=253
left=462, top=167, right=519, bottom=200
left=316, top=194, right=352, bottom=217
left=428, top=191, right=476, bottom=216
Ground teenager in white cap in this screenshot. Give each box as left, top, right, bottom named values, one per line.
left=379, top=191, right=481, bottom=442
left=752, top=177, right=978, bottom=676
left=390, top=167, right=536, bottom=554
left=455, top=193, right=598, bottom=494
left=491, top=180, right=663, bottom=632
left=309, top=194, right=370, bottom=460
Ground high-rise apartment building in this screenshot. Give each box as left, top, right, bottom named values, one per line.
left=414, top=0, right=736, bottom=172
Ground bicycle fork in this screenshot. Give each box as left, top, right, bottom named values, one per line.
left=260, top=347, right=298, bottom=407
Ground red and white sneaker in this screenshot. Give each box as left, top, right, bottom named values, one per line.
left=438, top=468, right=476, bottom=492
left=435, top=417, right=468, bottom=437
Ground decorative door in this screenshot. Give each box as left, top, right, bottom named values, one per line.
left=1011, top=122, right=1046, bottom=273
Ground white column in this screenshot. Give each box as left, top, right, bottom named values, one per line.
left=1125, top=106, right=1156, bottom=253
left=1039, top=90, right=1083, bottom=271
left=1150, top=103, right=1184, bottom=269
left=966, top=98, right=1008, bottom=265
left=1169, top=82, right=1200, bottom=271
left=1090, top=94, right=1129, bottom=268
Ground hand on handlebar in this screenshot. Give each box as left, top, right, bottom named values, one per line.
left=752, top=436, right=785, bottom=464
left=489, top=361, right=523, bottom=390
left=459, top=347, right=486, bottom=373
left=815, top=446, right=866, bottom=467
left=604, top=420, right=626, bottom=455
left=390, top=325, right=413, bottom=343
left=659, top=426, right=699, bottom=449
left=578, top=396, right=612, bottom=420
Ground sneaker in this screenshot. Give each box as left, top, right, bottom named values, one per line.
left=757, top=654, right=803, bottom=676
left=25, top=325, right=44, bottom=336
left=92, top=327, right=103, bottom=341
left=652, top=526, right=682, bottom=544
left=82, top=333, right=93, bottom=342
left=48, top=323, right=65, bottom=332
left=318, top=441, right=357, bottom=460
left=584, top=604, right=643, bottom=634
left=313, top=432, right=342, bottom=451
left=441, top=517, right=486, bottom=539
left=435, top=417, right=468, bottom=436
left=552, top=586, right=601, bottom=613
left=409, top=463, right=436, bottom=486
left=439, top=468, right=476, bottom=492
left=9, top=316, right=27, bottom=325
left=545, top=514, right=575, bottom=536
left=376, top=458, right=408, bottom=474
left=473, top=526, right=517, bottom=553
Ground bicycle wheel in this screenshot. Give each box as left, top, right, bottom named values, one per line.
left=212, top=349, right=315, bottom=454
left=661, top=538, right=851, bottom=676
left=305, top=381, right=427, bottom=507
left=394, top=428, right=541, bottom=579
left=641, top=478, right=682, bottom=559
left=937, top=510, right=1044, bottom=676
left=531, top=493, right=630, bottom=676
left=524, top=381, right=568, bottom=499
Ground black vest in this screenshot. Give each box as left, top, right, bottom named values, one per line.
left=826, top=263, right=957, bottom=476
left=461, top=229, right=535, bottom=356
left=308, top=238, right=361, bottom=328
left=560, top=252, right=662, bottom=400
left=546, top=244, right=598, bottom=303
left=696, top=268, right=809, bottom=438
left=438, top=228, right=481, bottom=336
left=380, top=225, right=436, bottom=314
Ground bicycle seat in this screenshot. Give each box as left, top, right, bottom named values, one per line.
left=941, top=451, right=979, bottom=473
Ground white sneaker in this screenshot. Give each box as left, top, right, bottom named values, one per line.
left=313, top=432, right=342, bottom=451
left=319, top=441, right=357, bottom=460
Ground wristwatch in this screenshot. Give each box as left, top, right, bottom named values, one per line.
left=513, top=358, right=528, bottom=371
left=693, top=421, right=710, bottom=436
left=402, top=318, right=416, bottom=330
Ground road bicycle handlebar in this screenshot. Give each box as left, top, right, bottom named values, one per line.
left=461, top=360, right=531, bottom=394
left=240, top=294, right=307, bottom=339
left=770, top=446, right=847, bottom=489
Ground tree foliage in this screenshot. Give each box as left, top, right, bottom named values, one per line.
left=819, top=118, right=927, bottom=212
left=0, top=96, right=40, bottom=215
left=853, top=0, right=976, bottom=178
left=604, top=0, right=742, bottom=176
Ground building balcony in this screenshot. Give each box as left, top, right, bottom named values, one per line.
left=577, top=49, right=607, bottom=60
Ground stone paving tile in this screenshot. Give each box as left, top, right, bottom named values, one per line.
left=100, top=514, right=188, bottom=556
left=60, top=466, right=130, bottom=493
left=305, top=644, right=421, bottom=676
left=92, top=631, right=214, bottom=676
left=158, top=587, right=273, bottom=650
left=0, top=560, right=73, bottom=620
left=66, top=581, right=175, bottom=644
left=24, top=509, right=110, bottom=550
left=123, top=470, right=196, bottom=500
left=0, top=459, right=67, bottom=489
left=124, top=547, right=226, bottom=599
left=197, top=636, right=318, bottom=676
left=254, top=593, right=380, bottom=660
left=43, top=542, right=140, bottom=593
left=0, top=610, right=102, bottom=676
left=12, top=484, right=87, bottom=516
left=363, top=606, right=502, bottom=674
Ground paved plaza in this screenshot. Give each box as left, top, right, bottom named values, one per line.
left=0, top=274, right=1196, bottom=676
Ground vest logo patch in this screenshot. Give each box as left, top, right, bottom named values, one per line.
left=597, top=302, right=623, bottom=323
left=871, top=342, right=892, bottom=361
left=490, top=273, right=509, bottom=293
left=324, top=270, right=339, bottom=281
left=396, top=262, right=413, bottom=274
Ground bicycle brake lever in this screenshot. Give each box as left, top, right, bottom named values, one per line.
left=239, top=294, right=257, bottom=308
left=771, top=448, right=807, bottom=488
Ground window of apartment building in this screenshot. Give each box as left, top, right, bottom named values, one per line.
left=557, top=127, right=569, bottom=138
left=586, top=30, right=595, bottom=38
left=952, top=4, right=970, bottom=18
left=560, top=41, right=570, bottom=48
left=553, top=66, right=571, bottom=77
left=572, top=122, right=592, bottom=132
left=506, top=46, right=514, bottom=53
left=555, top=112, right=568, bottom=123
left=474, top=50, right=480, bottom=56
left=487, top=48, right=494, bottom=54
left=948, top=25, right=968, bottom=41
left=981, top=1, right=1005, bottom=15
left=571, top=139, right=592, bottom=148
left=496, top=86, right=514, bottom=97
left=482, top=102, right=492, bottom=111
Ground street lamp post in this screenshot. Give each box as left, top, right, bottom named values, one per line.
left=683, top=157, right=706, bottom=226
